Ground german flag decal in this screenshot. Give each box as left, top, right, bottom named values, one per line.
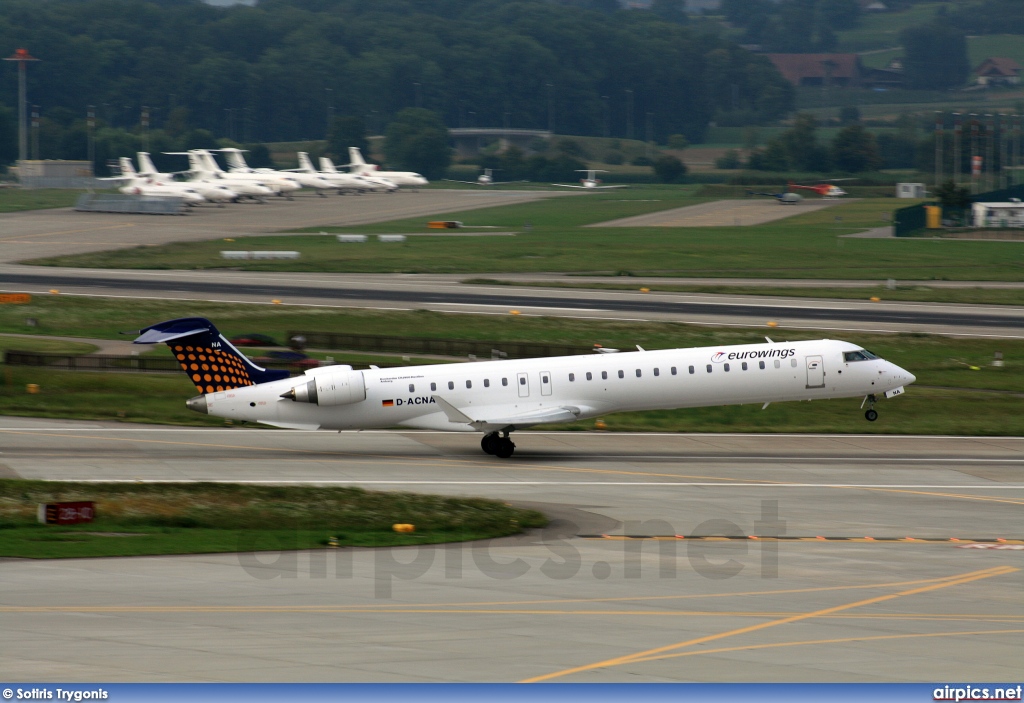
left=382, top=399, right=394, bottom=407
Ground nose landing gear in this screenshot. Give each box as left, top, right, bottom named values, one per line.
left=863, top=394, right=878, bottom=421
left=481, top=431, right=515, bottom=458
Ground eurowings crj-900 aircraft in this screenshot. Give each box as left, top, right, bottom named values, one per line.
left=134, top=318, right=915, bottom=458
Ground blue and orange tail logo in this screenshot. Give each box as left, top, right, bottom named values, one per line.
left=133, top=317, right=289, bottom=394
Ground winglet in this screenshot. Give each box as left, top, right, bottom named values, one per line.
left=431, top=395, right=475, bottom=425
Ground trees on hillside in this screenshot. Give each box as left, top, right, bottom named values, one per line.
left=0, top=0, right=795, bottom=163
left=384, top=108, right=451, bottom=180
left=900, top=22, right=970, bottom=90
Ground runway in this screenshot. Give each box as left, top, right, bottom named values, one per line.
left=1, top=265, right=1021, bottom=338
left=1, top=417, right=1022, bottom=682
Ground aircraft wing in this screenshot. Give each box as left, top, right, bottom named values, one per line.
left=432, top=395, right=582, bottom=431
left=443, top=179, right=481, bottom=185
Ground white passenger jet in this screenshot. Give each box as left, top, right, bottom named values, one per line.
left=345, top=147, right=428, bottom=188
left=132, top=153, right=239, bottom=204
left=164, top=150, right=281, bottom=202
left=100, top=158, right=207, bottom=206
left=217, top=148, right=333, bottom=197
left=321, top=156, right=397, bottom=193
left=445, top=168, right=525, bottom=186
left=290, top=152, right=375, bottom=194
left=135, top=318, right=915, bottom=459
left=553, top=169, right=627, bottom=189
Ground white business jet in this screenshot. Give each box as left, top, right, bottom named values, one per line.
left=290, top=152, right=375, bottom=194
left=135, top=317, right=915, bottom=459
left=445, top=168, right=525, bottom=186
left=132, top=152, right=239, bottom=205
left=99, top=157, right=207, bottom=206
left=346, top=147, right=428, bottom=188
left=553, top=169, right=627, bottom=189
left=320, top=155, right=397, bottom=193
left=217, top=148, right=332, bottom=197
left=165, top=150, right=276, bottom=202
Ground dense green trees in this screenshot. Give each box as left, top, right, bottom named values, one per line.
left=384, top=108, right=451, bottom=179
left=0, top=0, right=794, bottom=166
left=900, top=22, right=970, bottom=90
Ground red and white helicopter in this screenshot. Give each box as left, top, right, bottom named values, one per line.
left=787, top=179, right=853, bottom=199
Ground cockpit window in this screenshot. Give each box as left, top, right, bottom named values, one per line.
left=844, top=350, right=877, bottom=362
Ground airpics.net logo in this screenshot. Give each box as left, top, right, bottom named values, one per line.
left=712, top=348, right=796, bottom=363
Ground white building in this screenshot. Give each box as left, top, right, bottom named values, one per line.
left=972, top=200, right=1024, bottom=228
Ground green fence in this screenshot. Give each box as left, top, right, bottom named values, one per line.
left=892, top=203, right=928, bottom=237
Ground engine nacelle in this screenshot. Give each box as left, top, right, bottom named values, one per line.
left=281, top=370, right=365, bottom=406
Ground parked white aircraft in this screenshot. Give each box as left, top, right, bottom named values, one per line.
left=217, top=148, right=333, bottom=197
left=445, top=168, right=525, bottom=186
left=553, top=169, right=627, bottom=189
left=165, top=150, right=277, bottom=202
left=135, top=317, right=914, bottom=459
left=100, top=158, right=207, bottom=206
left=290, top=152, right=375, bottom=194
left=321, top=156, right=398, bottom=193
left=132, top=152, right=239, bottom=204
left=345, top=147, right=428, bottom=188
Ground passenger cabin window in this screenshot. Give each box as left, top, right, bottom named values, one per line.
left=706, top=365, right=712, bottom=373
left=431, top=382, right=437, bottom=391
left=689, top=366, right=695, bottom=374
left=791, top=358, right=797, bottom=367
left=774, top=360, right=781, bottom=369
left=569, top=373, right=575, bottom=382
left=742, top=362, right=748, bottom=371
left=602, top=371, right=608, bottom=380
left=409, top=384, right=415, bottom=392
left=448, top=381, right=455, bottom=390
left=618, top=370, right=624, bottom=379
left=671, top=367, right=677, bottom=375
left=759, top=361, right=765, bottom=370
left=586, top=372, right=593, bottom=381
left=502, top=378, right=508, bottom=386
left=484, top=379, right=490, bottom=388
left=466, top=380, right=472, bottom=388
left=635, top=369, right=642, bottom=378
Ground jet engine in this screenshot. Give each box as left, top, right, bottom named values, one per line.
left=281, top=370, right=365, bottom=406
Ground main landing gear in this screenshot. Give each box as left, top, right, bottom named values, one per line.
left=863, top=394, right=878, bottom=422
left=481, top=431, right=515, bottom=458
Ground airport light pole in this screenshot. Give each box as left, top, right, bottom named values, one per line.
left=30, top=105, right=39, bottom=160
left=87, top=105, right=95, bottom=173
left=625, top=88, right=634, bottom=141
left=3, top=48, right=40, bottom=164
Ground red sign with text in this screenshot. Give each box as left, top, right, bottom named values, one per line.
left=38, top=501, right=95, bottom=525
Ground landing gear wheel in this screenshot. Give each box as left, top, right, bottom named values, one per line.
left=865, top=409, right=878, bottom=422
left=481, top=433, right=500, bottom=455
left=495, top=437, right=515, bottom=458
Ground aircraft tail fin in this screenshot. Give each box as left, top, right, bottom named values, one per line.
left=298, top=152, right=316, bottom=172
left=119, top=157, right=137, bottom=177
left=220, top=148, right=248, bottom=170
left=348, top=146, right=367, bottom=167
left=320, top=156, right=338, bottom=173
left=133, top=317, right=289, bottom=395
left=136, top=152, right=159, bottom=175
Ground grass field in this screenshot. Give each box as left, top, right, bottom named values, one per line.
left=0, top=188, right=97, bottom=213
left=23, top=192, right=1024, bottom=281
left=0, top=480, right=547, bottom=558
left=1, top=298, right=1021, bottom=434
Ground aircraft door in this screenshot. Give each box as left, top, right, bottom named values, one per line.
left=540, top=371, right=553, bottom=396
left=805, top=355, right=825, bottom=388
left=517, top=372, right=530, bottom=398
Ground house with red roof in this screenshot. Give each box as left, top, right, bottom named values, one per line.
left=974, top=57, right=1021, bottom=86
